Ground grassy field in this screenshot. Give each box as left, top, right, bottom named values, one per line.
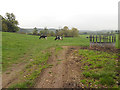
left=2, top=32, right=119, bottom=88
left=2, top=32, right=89, bottom=71
left=76, top=49, right=118, bottom=88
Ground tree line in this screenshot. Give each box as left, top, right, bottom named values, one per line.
left=2, top=13, right=19, bottom=32
left=1, top=13, right=79, bottom=37
left=32, top=26, right=79, bottom=37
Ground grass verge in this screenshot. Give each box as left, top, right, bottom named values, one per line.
left=77, top=49, right=118, bottom=88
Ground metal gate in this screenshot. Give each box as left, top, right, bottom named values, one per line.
left=89, top=34, right=116, bottom=48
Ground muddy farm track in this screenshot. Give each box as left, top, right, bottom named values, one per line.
left=2, top=46, right=118, bottom=88
left=2, top=46, right=87, bottom=88
left=34, top=46, right=86, bottom=88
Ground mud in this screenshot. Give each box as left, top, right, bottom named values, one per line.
left=2, top=61, right=27, bottom=88
left=2, top=46, right=87, bottom=88
left=34, top=46, right=84, bottom=88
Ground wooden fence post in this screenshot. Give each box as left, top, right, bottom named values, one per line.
left=96, top=35, right=97, bottom=43
left=112, top=35, right=114, bottom=43
left=93, top=35, right=94, bottom=43
left=109, top=35, right=111, bottom=43
left=90, top=35, right=92, bottom=42
left=103, top=35, right=105, bottom=42
left=114, top=35, right=116, bottom=42
left=107, top=35, right=108, bottom=43
left=99, top=35, right=101, bottom=43
left=89, top=34, right=116, bottom=48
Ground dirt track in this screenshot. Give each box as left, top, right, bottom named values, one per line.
left=2, top=46, right=86, bottom=88
left=34, top=46, right=85, bottom=88
left=2, top=46, right=118, bottom=88
left=2, top=60, right=27, bottom=88
left=2, top=53, right=30, bottom=88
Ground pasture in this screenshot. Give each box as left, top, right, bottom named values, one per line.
left=2, top=32, right=119, bottom=88
left=2, top=32, right=89, bottom=71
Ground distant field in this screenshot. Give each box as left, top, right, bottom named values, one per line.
left=2, top=32, right=89, bottom=71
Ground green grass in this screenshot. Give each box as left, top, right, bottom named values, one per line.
left=9, top=81, right=33, bottom=88
left=78, top=49, right=118, bottom=88
left=2, top=32, right=89, bottom=71
left=55, top=46, right=63, bottom=53
left=2, top=32, right=89, bottom=88
left=8, top=51, right=51, bottom=88
left=2, top=32, right=119, bottom=88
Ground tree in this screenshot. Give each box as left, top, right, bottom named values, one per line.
left=55, top=30, right=59, bottom=36
left=62, top=26, right=69, bottom=37
left=39, top=30, right=44, bottom=35
left=33, top=27, right=38, bottom=35
left=2, top=18, right=8, bottom=32
left=2, top=22, right=8, bottom=32
left=44, top=27, right=48, bottom=35
left=49, top=31, right=55, bottom=36
left=63, top=26, right=69, bottom=31
left=71, top=27, right=79, bottom=37
left=54, top=26, right=79, bottom=37
left=2, top=13, right=19, bottom=32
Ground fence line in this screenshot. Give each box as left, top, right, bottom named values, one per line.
left=89, top=34, right=116, bottom=43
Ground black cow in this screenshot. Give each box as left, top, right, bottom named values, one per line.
left=55, top=36, right=63, bottom=40
left=39, top=35, right=47, bottom=40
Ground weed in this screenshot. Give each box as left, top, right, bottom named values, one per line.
left=84, top=66, right=89, bottom=70
left=9, top=81, right=33, bottom=88
left=78, top=48, right=118, bottom=88
left=80, top=79, right=86, bottom=84
left=56, top=62, right=61, bottom=65
left=25, top=64, right=32, bottom=69
left=95, top=64, right=103, bottom=68
left=49, top=71, right=52, bottom=74
left=56, top=59, right=63, bottom=61
left=99, top=77, right=115, bottom=86
left=82, top=72, right=91, bottom=78
left=42, top=65, right=48, bottom=69
left=6, top=72, right=10, bottom=74
left=55, top=46, right=63, bottom=52
left=48, top=64, right=53, bottom=68
left=27, top=69, right=42, bottom=80
left=90, top=72, right=100, bottom=79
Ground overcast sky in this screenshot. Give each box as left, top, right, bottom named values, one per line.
left=0, top=0, right=119, bottom=30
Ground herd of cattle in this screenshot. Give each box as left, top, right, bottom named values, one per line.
left=39, top=35, right=63, bottom=40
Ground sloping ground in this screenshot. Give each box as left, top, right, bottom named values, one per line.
left=2, top=46, right=118, bottom=88
left=34, top=46, right=119, bottom=88
left=2, top=62, right=27, bottom=88
left=34, top=46, right=88, bottom=88
left=2, top=46, right=86, bottom=88
left=2, top=49, right=51, bottom=88
left=2, top=54, right=30, bottom=88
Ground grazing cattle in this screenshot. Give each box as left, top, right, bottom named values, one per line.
left=39, top=35, right=47, bottom=40
left=55, top=36, right=63, bottom=40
